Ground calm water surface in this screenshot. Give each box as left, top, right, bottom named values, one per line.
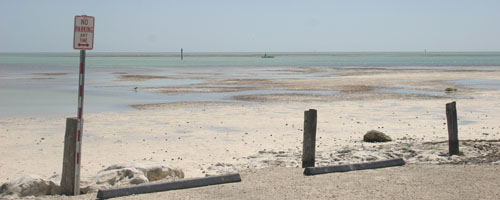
left=1, top=52, right=500, bottom=118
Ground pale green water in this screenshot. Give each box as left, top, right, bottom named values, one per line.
left=2, top=52, right=500, bottom=68
left=1, top=52, right=500, bottom=118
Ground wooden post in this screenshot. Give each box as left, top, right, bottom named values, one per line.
left=446, top=101, right=459, bottom=156
left=181, top=48, right=183, bottom=60
left=61, top=117, right=78, bottom=195
left=302, top=109, right=317, bottom=168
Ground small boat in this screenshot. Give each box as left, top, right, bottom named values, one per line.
left=261, top=53, right=274, bottom=58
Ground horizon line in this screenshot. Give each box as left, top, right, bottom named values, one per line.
left=2, top=50, right=500, bottom=54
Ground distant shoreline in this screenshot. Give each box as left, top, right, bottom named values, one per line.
left=2, top=52, right=500, bottom=58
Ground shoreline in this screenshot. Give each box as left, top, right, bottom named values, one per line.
left=1, top=67, right=500, bottom=198
left=6, top=68, right=500, bottom=118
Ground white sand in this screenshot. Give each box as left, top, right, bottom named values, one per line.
left=26, top=164, right=500, bottom=200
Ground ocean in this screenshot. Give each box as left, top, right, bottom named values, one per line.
left=1, top=52, right=500, bottom=118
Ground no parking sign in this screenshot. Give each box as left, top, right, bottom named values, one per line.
left=73, top=15, right=94, bottom=50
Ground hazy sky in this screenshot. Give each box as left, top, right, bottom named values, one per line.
left=1, top=0, right=500, bottom=52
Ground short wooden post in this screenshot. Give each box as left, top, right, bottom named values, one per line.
left=61, top=117, right=78, bottom=195
left=446, top=102, right=459, bottom=156
left=302, top=109, right=317, bottom=168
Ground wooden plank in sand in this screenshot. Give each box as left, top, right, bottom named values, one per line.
left=96, top=173, right=241, bottom=199
left=304, top=158, right=405, bottom=176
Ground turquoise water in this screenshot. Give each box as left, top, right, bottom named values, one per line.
left=2, top=52, right=500, bottom=68
left=1, top=52, right=500, bottom=118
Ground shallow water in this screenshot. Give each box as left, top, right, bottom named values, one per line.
left=380, top=89, right=447, bottom=97
left=157, top=89, right=339, bottom=103
left=2, top=52, right=500, bottom=118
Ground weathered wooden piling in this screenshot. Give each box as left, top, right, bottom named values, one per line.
left=302, top=109, right=317, bottom=168
left=61, top=117, right=79, bottom=195
left=446, top=101, right=459, bottom=156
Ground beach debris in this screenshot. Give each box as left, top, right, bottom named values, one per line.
left=363, top=130, right=392, bottom=142
left=237, top=140, right=500, bottom=174
left=445, top=88, right=458, bottom=92
left=0, top=174, right=60, bottom=198
left=88, top=163, right=184, bottom=191
left=0, top=163, right=184, bottom=198
left=192, top=141, right=500, bottom=177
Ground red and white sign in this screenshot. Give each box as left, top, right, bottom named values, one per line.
left=73, top=15, right=95, bottom=50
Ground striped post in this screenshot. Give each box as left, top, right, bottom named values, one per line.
left=74, top=49, right=86, bottom=195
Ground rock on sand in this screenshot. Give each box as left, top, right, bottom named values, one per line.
left=363, top=130, right=392, bottom=142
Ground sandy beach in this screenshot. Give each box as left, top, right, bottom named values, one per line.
left=3, top=0, right=500, bottom=198
left=1, top=67, right=500, bottom=199
left=42, top=164, right=499, bottom=200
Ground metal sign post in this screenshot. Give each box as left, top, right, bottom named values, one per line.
left=74, top=49, right=85, bottom=195
left=72, top=15, right=94, bottom=195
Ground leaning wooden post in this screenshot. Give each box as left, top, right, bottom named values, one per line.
left=302, top=109, right=317, bottom=168
left=61, top=117, right=78, bottom=195
left=446, top=101, right=459, bottom=156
